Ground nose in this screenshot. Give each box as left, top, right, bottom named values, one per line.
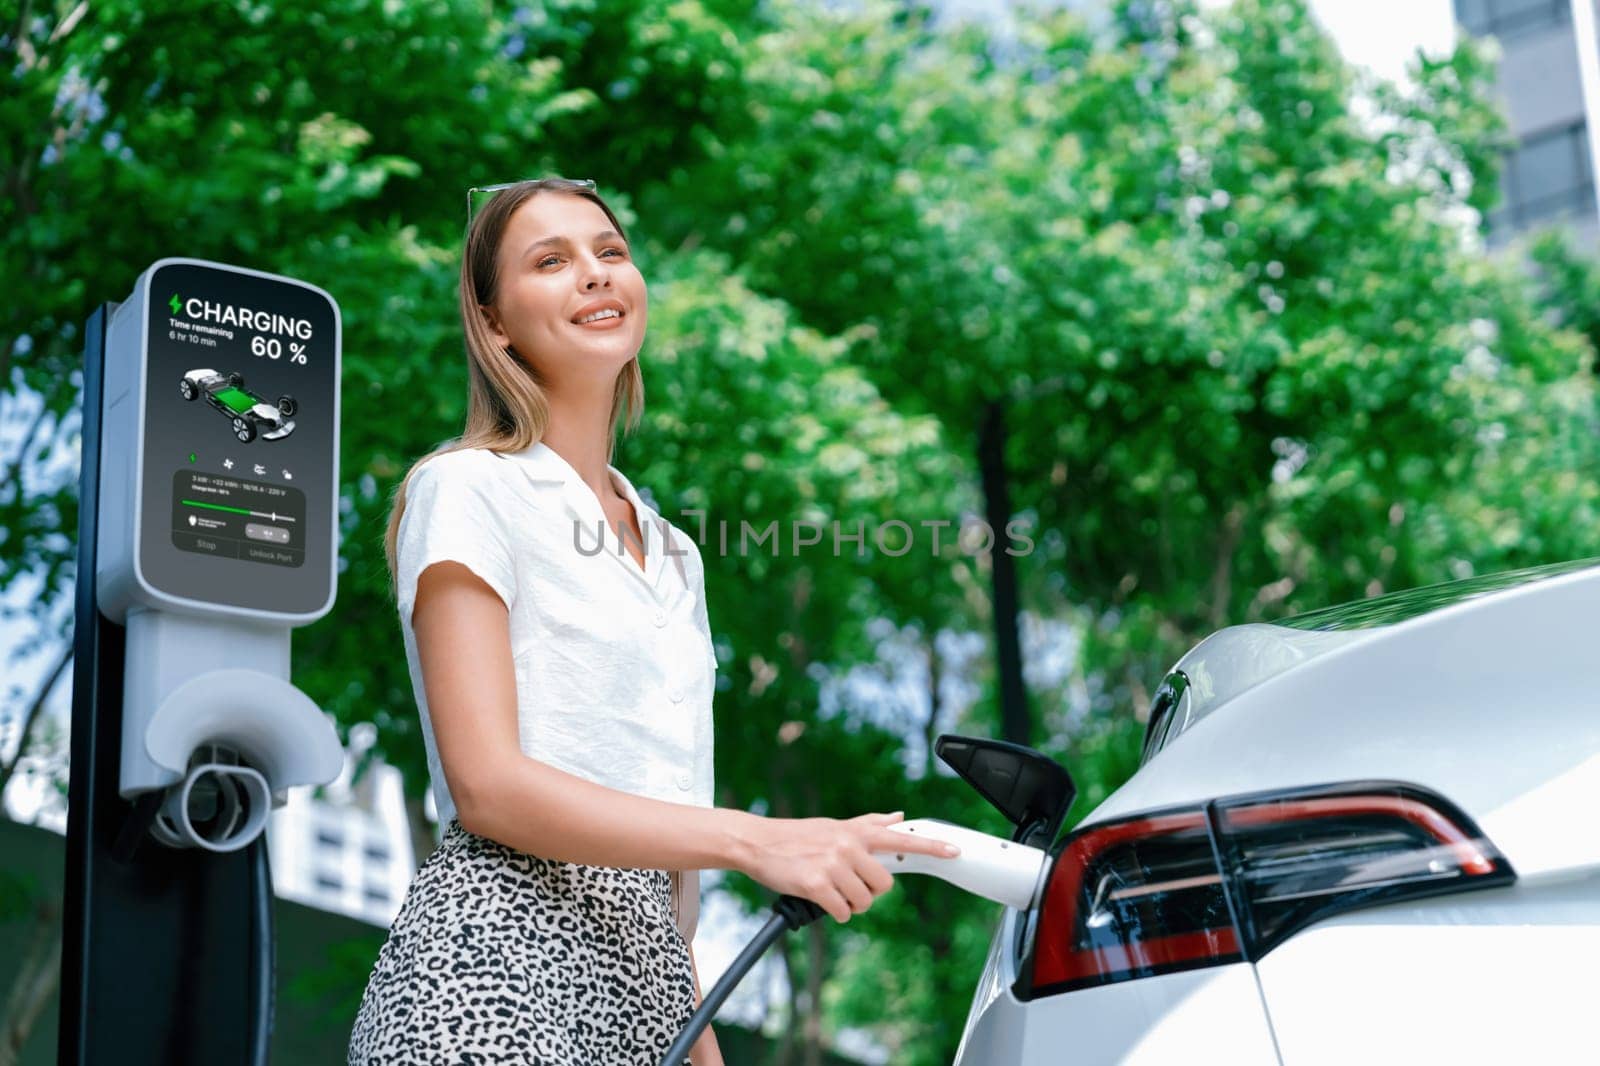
left=579, top=252, right=612, bottom=290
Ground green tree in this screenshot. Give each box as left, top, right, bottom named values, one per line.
left=639, top=0, right=1600, bottom=1058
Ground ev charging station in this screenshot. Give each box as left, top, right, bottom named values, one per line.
left=60, top=258, right=345, bottom=1064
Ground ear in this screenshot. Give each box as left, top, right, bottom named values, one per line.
left=478, top=303, right=510, bottom=348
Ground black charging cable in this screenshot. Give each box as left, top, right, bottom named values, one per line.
left=110, top=773, right=276, bottom=1064
left=247, top=832, right=275, bottom=1066
left=658, top=894, right=826, bottom=1066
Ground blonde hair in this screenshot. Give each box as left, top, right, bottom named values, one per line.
left=382, top=178, right=644, bottom=592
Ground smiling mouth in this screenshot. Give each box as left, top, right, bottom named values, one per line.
left=573, top=310, right=626, bottom=327
left=572, top=313, right=627, bottom=329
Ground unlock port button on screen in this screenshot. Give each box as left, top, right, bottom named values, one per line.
left=245, top=522, right=291, bottom=544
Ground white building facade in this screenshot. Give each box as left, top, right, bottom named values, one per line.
left=1456, top=0, right=1600, bottom=243
left=266, top=723, right=416, bottom=927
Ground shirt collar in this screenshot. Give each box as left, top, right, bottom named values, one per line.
left=501, top=440, right=657, bottom=517
left=498, top=439, right=672, bottom=593
left=498, top=438, right=583, bottom=485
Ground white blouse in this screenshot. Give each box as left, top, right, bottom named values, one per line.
left=394, top=439, right=716, bottom=940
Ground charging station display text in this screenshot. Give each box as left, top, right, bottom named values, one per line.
left=137, top=261, right=337, bottom=615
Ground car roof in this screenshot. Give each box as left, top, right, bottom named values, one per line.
left=1274, top=556, right=1600, bottom=632
left=1140, top=556, right=1600, bottom=766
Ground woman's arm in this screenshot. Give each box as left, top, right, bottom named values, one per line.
left=414, top=560, right=960, bottom=917
left=414, top=561, right=758, bottom=872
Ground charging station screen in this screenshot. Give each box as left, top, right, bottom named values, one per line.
left=138, top=261, right=338, bottom=615
left=172, top=471, right=307, bottom=565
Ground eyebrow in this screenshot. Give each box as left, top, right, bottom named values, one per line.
left=523, top=230, right=626, bottom=259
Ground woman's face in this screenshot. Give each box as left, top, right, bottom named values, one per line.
left=482, top=192, right=647, bottom=386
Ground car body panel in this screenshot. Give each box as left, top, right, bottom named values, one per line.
left=1255, top=868, right=1600, bottom=1064
left=955, top=907, right=1281, bottom=1064
left=1147, top=559, right=1600, bottom=761
left=1151, top=623, right=1372, bottom=744
left=1087, top=564, right=1600, bottom=877
left=955, top=561, right=1600, bottom=1064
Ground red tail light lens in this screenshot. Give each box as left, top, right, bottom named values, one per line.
left=1029, top=811, right=1242, bottom=995
left=1016, top=781, right=1513, bottom=1001
left=1214, top=784, right=1513, bottom=958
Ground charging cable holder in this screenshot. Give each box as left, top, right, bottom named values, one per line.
left=119, top=607, right=343, bottom=853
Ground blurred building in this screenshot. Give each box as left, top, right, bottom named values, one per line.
left=1455, top=0, right=1600, bottom=243
left=266, top=722, right=415, bottom=927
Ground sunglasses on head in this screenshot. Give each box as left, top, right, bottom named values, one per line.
left=466, top=178, right=597, bottom=227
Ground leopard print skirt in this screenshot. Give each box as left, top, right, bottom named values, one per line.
left=347, top=818, right=697, bottom=1065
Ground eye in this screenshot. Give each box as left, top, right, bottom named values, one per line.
left=603, top=247, right=626, bottom=258
left=537, top=254, right=561, bottom=268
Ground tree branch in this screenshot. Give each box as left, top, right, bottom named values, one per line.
left=0, top=397, right=53, bottom=506
left=0, top=893, right=61, bottom=1066
left=0, top=639, right=73, bottom=803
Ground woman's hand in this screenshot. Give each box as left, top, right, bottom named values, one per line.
left=737, top=812, right=961, bottom=923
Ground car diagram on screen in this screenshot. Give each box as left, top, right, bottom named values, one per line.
left=179, top=368, right=298, bottom=443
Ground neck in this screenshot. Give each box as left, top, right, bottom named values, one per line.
left=539, top=385, right=620, bottom=501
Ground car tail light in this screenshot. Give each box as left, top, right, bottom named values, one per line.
left=1017, top=782, right=1514, bottom=1000
left=1028, top=810, right=1243, bottom=992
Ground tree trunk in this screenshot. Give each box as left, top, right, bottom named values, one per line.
left=978, top=399, right=1031, bottom=747
left=773, top=933, right=799, bottom=1066
left=924, top=636, right=942, bottom=779
left=1207, top=503, right=1246, bottom=629
left=802, top=920, right=827, bottom=1066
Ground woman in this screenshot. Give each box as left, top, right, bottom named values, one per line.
left=346, top=178, right=961, bottom=1065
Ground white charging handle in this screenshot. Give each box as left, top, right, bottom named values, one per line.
left=870, top=817, right=1049, bottom=910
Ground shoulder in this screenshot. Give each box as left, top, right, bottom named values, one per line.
left=646, top=504, right=698, bottom=552
left=675, top=523, right=705, bottom=566
left=406, top=447, right=525, bottom=505
left=661, top=516, right=707, bottom=583
left=410, top=446, right=506, bottom=484
left=401, top=448, right=520, bottom=535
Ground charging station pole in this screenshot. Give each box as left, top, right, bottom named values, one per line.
left=60, top=260, right=345, bottom=1065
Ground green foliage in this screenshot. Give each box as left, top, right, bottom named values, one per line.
left=642, top=0, right=1600, bottom=1054
left=653, top=0, right=1600, bottom=683
left=0, top=869, right=42, bottom=924
left=1529, top=228, right=1600, bottom=363
left=283, top=930, right=389, bottom=1032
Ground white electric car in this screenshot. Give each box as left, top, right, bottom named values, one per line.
left=951, top=557, right=1600, bottom=1065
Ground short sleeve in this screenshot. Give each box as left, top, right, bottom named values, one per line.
left=683, top=534, right=716, bottom=672
left=395, top=455, right=517, bottom=629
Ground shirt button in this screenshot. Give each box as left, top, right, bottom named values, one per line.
left=669, top=688, right=684, bottom=703
left=652, top=609, right=667, bottom=627
left=676, top=772, right=692, bottom=791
